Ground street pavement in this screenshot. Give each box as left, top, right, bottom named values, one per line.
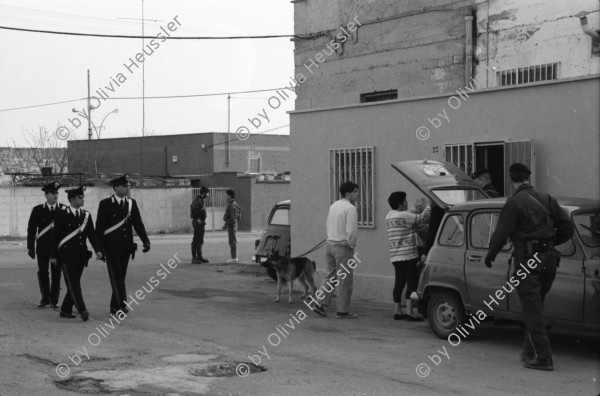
left=0, top=232, right=598, bottom=396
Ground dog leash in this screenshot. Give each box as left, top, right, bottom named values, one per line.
left=294, top=239, right=326, bottom=258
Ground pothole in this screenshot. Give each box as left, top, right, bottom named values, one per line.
left=190, top=361, right=266, bottom=377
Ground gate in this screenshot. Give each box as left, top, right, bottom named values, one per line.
left=192, top=187, right=230, bottom=231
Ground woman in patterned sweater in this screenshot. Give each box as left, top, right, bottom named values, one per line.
left=385, top=192, right=430, bottom=321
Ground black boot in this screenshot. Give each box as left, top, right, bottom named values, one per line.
left=191, top=243, right=201, bottom=264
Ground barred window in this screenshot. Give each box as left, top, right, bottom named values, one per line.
left=497, top=63, right=559, bottom=86
left=329, top=147, right=375, bottom=228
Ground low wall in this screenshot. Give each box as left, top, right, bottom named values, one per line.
left=250, top=181, right=290, bottom=231
left=1, top=187, right=194, bottom=237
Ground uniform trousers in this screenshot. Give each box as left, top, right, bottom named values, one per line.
left=106, top=253, right=131, bottom=310
left=37, top=253, right=62, bottom=304
left=514, top=247, right=558, bottom=360
left=60, top=260, right=86, bottom=314
left=192, top=220, right=206, bottom=258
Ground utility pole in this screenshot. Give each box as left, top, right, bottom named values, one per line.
left=87, top=69, right=92, bottom=140
left=141, top=0, right=145, bottom=137
left=226, top=93, right=231, bottom=167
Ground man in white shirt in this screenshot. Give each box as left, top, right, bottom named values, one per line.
left=318, top=181, right=359, bottom=318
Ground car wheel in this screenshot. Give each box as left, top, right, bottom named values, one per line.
left=266, top=267, right=278, bottom=281
left=427, top=291, right=465, bottom=339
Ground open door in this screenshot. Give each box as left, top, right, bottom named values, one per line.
left=504, top=140, right=535, bottom=196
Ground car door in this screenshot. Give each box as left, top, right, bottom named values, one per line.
left=465, top=210, right=510, bottom=311
left=508, top=237, right=584, bottom=323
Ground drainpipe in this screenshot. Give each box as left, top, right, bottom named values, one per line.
left=465, top=15, right=474, bottom=84
left=580, top=16, right=600, bottom=39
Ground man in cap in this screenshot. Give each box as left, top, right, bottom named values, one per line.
left=50, top=186, right=102, bottom=321
left=485, top=163, right=573, bottom=371
left=472, top=168, right=501, bottom=198
left=95, top=174, right=151, bottom=315
left=27, top=182, right=67, bottom=308
left=190, top=186, right=209, bottom=264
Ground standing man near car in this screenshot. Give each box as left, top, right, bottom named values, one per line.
left=96, top=174, right=151, bottom=315
left=191, top=187, right=209, bottom=264
left=485, top=163, right=573, bottom=371
left=51, top=186, right=102, bottom=321
left=318, top=181, right=359, bottom=319
left=27, top=182, right=66, bottom=308
left=223, top=189, right=241, bottom=263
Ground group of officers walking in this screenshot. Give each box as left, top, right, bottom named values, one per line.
left=27, top=174, right=150, bottom=321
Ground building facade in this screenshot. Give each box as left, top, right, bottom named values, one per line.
left=290, top=0, right=600, bottom=302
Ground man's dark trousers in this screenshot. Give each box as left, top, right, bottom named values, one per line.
left=227, top=223, right=237, bottom=259
left=60, top=260, right=86, bottom=314
left=192, top=220, right=205, bottom=259
left=106, top=253, right=130, bottom=311
left=514, top=246, right=557, bottom=360
left=37, top=253, right=61, bottom=304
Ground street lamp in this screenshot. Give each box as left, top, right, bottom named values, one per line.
left=72, top=107, right=119, bottom=139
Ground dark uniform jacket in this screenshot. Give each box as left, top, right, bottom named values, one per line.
left=95, top=195, right=149, bottom=254
left=51, top=207, right=100, bottom=262
left=27, top=203, right=67, bottom=254
left=190, top=197, right=207, bottom=221
left=488, top=184, right=574, bottom=260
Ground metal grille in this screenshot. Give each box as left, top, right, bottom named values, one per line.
left=329, top=147, right=375, bottom=228
left=444, top=143, right=474, bottom=176
left=497, top=63, right=559, bottom=86
left=192, top=187, right=230, bottom=207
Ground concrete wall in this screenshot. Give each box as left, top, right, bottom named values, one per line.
left=289, top=76, right=600, bottom=303
left=2, top=187, right=195, bottom=237
left=477, top=0, right=600, bottom=88
left=212, top=134, right=291, bottom=174
left=69, top=134, right=215, bottom=176
left=293, top=0, right=600, bottom=109
left=250, top=181, right=291, bottom=232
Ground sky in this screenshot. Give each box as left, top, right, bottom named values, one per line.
left=0, top=0, right=295, bottom=147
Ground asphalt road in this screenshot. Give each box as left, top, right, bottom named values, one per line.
left=0, top=232, right=599, bottom=396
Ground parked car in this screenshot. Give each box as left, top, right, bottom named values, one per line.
left=254, top=200, right=290, bottom=280
left=393, top=159, right=600, bottom=339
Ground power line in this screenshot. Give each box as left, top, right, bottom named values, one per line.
left=0, top=25, right=314, bottom=39
left=0, top=87, right=293, bottom=112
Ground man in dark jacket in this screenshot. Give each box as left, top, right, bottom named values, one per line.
left=50, top=186, right=102, bottom=321
left=485, top=163, right=573, bottom=371
left=95, top=174, right=150, bottom=314
left=27, top=182, right=66, bottom=308
left=190, top=187, right=209, bottom=264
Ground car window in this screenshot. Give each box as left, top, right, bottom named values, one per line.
left=573, top=211, right=600, bottom=247
left=438, top=214, right=464, bottom=247
left=269, top=208, right=289, bottom=225
left=432, top=189, right=487, bottom=206
left=470, top=212, right=512, bottom=251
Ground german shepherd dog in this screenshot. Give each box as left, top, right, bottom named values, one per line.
left=268, top=248, right=317, bottom=303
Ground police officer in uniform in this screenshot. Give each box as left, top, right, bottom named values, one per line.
left=50, top=186, right=102, bottom=321
left=95, top=174, right=150, bottom=314
left=485, top=163, right=573, bottom=371
left=190, top=186, right=209, bottom=264
left=27, top=182, right=66, bottom=308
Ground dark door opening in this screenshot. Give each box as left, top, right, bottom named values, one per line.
left=475, top=143, right=504, bottom=196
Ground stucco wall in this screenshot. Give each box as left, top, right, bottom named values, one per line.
left=250, top=181, right=291, bottom=232
left=289, top=77, right=600, bottom=303
left=2, top=187, right=195, bottom=237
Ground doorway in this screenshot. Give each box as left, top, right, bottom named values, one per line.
left=475, top=143, right=504, bottom=196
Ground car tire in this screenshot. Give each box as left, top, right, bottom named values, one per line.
left=266, top=267, right=278, bottom=281
left=427, top=290, right=466, bottom=339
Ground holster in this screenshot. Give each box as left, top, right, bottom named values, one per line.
left=131, top=243, right=138, bottom=260
left=84, top=250, right=93, bottom=267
